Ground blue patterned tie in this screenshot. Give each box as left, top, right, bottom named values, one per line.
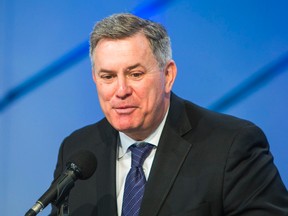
left=122, top=143, right=154, bottom=216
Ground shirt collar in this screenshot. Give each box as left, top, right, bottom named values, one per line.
left=118, top=107, right=169, bottom=159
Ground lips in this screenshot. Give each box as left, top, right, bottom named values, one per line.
left=113, top=106, right=137, bottom=114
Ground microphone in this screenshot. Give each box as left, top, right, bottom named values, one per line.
left=25, top=150, right=97, bottom=216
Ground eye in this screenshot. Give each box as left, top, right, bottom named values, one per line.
left=99, top=73, right=116, bottom=80
left=97, top=72, right=117, bottom=84
left=128, top=71, right=144, bottom=80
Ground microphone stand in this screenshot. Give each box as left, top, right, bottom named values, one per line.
left=58, top=196, right=69, bottom=216
left=25, top=171, right=75, bottom=216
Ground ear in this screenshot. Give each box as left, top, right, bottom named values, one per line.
left=92, top=68, right=97, bottom=84
left=164, top=60, right=177, bottom=93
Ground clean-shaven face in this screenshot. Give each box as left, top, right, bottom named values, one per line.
left=92, top=33, right=176, bottom=140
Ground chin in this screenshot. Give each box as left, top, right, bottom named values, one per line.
left=115, top=125, right=136, bottom=133
left=115, top=124, right=142, bottom=134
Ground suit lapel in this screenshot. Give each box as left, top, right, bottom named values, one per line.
left=140, top=94, right=194, bottom=216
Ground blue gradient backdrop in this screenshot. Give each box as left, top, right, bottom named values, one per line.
left=0, top=1, right=287, bottom=215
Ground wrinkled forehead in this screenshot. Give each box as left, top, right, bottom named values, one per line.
left=93, top=33, right=153, bottom=57
left=93, top=31, right=150, bottom=50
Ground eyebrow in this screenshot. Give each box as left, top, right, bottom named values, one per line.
left=98, top=63, right=143, bottom=73
left=98, top=69, right=115, bottom=74
left=126, top=63, right=142, bottom=71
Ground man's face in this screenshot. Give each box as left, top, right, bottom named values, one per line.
left=92, top=33, right=176, bottom=140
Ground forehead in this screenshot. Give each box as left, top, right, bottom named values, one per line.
left=92, top=33, right=157, bottom=68
left=95, top=33, right=152, bottom=54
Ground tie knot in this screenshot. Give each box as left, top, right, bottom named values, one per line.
left=129, top=143, right=154, bottom=167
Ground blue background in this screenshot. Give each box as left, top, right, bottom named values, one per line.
left=0, top=1, right=287, bottom=215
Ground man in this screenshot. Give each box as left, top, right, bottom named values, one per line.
left=51, top=13, right=288, bottom=215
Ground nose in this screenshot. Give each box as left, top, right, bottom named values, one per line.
left=115, top=76, right=132, bottom=99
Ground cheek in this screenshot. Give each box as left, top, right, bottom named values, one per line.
left=139, top=82, right=164, bottom=109
left=96, top=83, right=114, bottom=101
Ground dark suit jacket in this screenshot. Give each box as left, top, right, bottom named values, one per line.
left=50, top=93, right=288, bottom=216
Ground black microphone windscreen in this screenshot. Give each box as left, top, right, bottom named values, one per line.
left=66, top=150, right=97, bottom=180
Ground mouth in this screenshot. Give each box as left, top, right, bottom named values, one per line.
left=113, top=106, right=137, bottom=114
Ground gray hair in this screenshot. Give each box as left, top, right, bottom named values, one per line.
left=89, top=13, right=172, bottom=69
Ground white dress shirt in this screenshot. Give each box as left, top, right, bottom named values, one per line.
left=116, top=109, right=169, bottom=215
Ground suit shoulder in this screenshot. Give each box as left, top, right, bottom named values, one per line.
left=60, top=118, right=117, bottom=151
left=181, top=97, right=257, bottom=131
